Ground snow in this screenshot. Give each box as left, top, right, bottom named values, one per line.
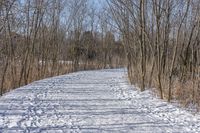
left=0, top=68, right=200, bottom=132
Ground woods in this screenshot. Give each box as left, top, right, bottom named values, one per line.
left=108, top=0, right=200, bottom=107
left=0, top=0, right=200, bottom=109
left=0, top=0, right=125, bottom=95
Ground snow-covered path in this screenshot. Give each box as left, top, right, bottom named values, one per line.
left=0, top=69, right=200, bottom=133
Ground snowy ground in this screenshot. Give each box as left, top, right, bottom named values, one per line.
left=0, top=69, right=200, bottom=133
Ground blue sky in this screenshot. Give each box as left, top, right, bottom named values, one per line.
left=90, top=0, right=106, bottom=10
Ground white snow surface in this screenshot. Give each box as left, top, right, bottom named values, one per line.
left=0, top=68, right=200, bottom=133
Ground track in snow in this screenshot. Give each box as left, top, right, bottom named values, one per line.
left=0, top=69, right=200, bottom=133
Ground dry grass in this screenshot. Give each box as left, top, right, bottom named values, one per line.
left=174, top=79, right=200, bottom=108
left=0, top=62, right=73, bottom=94
left=128, top=64, right=200, bottom=111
